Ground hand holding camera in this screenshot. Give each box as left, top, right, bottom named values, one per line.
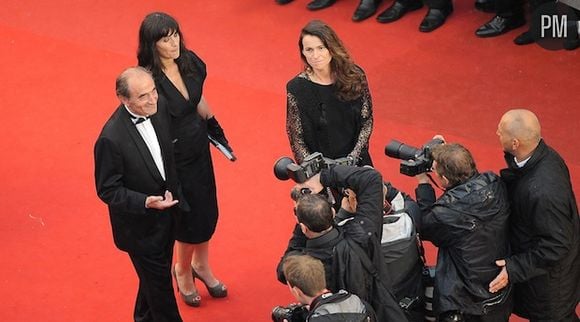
left=271, top=303, right=308, bottom=322
left=385, top=137, right=445, bottom=176
left=273, top=152, right=355, bottom=183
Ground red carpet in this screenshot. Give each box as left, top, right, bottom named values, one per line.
left=0, top=0, right=578, bottom=321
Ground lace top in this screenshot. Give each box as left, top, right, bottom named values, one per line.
left=285, top=71, right=373, bottom=165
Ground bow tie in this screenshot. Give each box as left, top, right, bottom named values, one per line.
left=131, top=115, right=150, bottom=124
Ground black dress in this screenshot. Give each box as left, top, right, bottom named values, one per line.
left=155, top=51, right=218, bottom=244
left=285, top=71, right=373, bottom=166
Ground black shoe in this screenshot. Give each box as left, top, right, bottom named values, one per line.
left=419, top=5, right=453, bottom=32
left=377, top=0, right=423, bottom=23
left=474, top=0, right=495, bottom=13
left=275, top=0, right=294, bottom=4
left=475, top=15, right=525, bottom=38
left=352, top=0, right=382, bottom=22
left=513, top=31, right=534, bottom=45
left=307, top=0, right=336, bottom=10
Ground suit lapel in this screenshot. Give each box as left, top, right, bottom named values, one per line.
left=119, top=107, right=166, bottom=184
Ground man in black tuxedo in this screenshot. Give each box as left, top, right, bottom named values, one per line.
left=94, top=67, right=183, bottom=322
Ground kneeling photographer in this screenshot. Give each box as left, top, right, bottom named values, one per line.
left=275, top=158, right=407, bottom=321
left=273, top=254, right=376, bottom=322
left=392, top=139, right=513, bottom=322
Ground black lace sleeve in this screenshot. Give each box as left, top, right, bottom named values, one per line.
left=349, top=76, right=373, bottom=162
left=286, top=88, right=310, bottom=163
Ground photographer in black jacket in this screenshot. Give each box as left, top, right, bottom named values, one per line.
left=276, top=165, right=406, bottom=322
left=414, top=143, right=512, bottom=322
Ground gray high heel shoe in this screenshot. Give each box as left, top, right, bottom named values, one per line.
left=191, top=266, right=228, bottom=298
left=172, top=266, right=201, bottom=306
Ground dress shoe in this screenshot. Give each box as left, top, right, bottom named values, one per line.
left=172, top=266, right=201, bottom=307
left=419, top=5, right=453, bottom=32
left=474, top=0, right=495, bottom=13
left=275, top=0, right=294, bottom=4
left=192, top=266, right=228, bottom=298
left=307, top=0, right=336, bottom=10
left=475, top=15, right=525, bottom=38
left=513, top=31, right=534, bottom=45
left=352, top=0, right=382, bottom=22
left=377, top=0, right=423, bottom=23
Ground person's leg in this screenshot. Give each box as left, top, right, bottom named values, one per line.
left=133, top=281, right=151, bottom=322
left=192, top=241, right=228, bottom=297
left=129, top=251, right=182, bottom=322
left=192, top=241, right=218, bottom=286
left=174, top=241, right=200, bottom=297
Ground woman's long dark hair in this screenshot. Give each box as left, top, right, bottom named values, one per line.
left=137, top=12, right=196, bottom=79
left=299, top=20, right=366, bottom=101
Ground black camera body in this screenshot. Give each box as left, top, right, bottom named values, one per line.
left=271, top=303, right=308, bottom=322
left=274, top=152, right=355, bottom=183
left=385, top=138, right=444, bottom=176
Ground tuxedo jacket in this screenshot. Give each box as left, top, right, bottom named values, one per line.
left=94, top=98, right=184, bottom=254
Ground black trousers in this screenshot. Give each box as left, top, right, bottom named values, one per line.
left=496, top=0, right=555, bottom=17
left=128, top=245, right=182, bottom=322
left=423, top=0, right=451, bottom=10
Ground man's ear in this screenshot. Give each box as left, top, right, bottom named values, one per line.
left=118, top=95, right=130, bottom=107
left=440, top=175, right=450, bottom=187
left=511, top=138, right=520, bottom=152
left=288, top=284, right=301, bottom=297
left=299, top=222, right=309, bottom=235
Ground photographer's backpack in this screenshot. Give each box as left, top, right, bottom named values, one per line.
left=381, top=192, right=429, bottom=322
left=307, top=290, right=375, bottom=322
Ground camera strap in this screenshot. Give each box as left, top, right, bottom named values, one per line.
left=426, top=173, right=444, bottom=191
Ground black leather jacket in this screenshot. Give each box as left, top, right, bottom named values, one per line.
left=416, top=172, right=512, bottom=315
left=501, top=140, right=580, bottom=320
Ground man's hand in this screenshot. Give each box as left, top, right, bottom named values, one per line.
left=145, top=190, right=179, bottom=210
left=295, top=173, right=324, bottom=194
left=341, top=189, right=357, bottom=213
left=433, top=134, right=446, bottom=143
left=415, top=173, right=430, bottom=184
left=489, top=259, right=509, bottom=293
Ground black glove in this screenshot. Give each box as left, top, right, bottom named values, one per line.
left=207, top=116, right=233, bottom=153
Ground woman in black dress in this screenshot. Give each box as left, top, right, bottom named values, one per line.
left=286, top=20, right=373, bottom=166
left=138, top=12, right=228, bottom=307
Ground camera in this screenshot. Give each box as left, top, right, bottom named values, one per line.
left=271, top=303, right=308, bottom=322
left=273, top=152, right=355, bottom=183
left=385, top=138, right=444, bottom=176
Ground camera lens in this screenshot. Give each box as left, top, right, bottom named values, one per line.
left=273, top=157, right=295, bottom=181
left=385, top=140, right=420, bottom=160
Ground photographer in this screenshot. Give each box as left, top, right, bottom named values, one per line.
left=414, top=143, right=512, bottom=322
left=275, top=254, right=376, bottom=322
left=276, top=165, right=407, bottom=322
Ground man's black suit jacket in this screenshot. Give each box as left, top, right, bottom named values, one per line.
left=94, top=99, right=183, bottom=254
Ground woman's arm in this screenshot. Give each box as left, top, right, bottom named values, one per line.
left=196, top=96, right=213, bottom=120
left=349, top=82, right=373, bottom=162
left=286, top=91, right=310, bottom=163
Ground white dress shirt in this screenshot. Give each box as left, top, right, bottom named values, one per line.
left=125, top=107, right=166, bottom=180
